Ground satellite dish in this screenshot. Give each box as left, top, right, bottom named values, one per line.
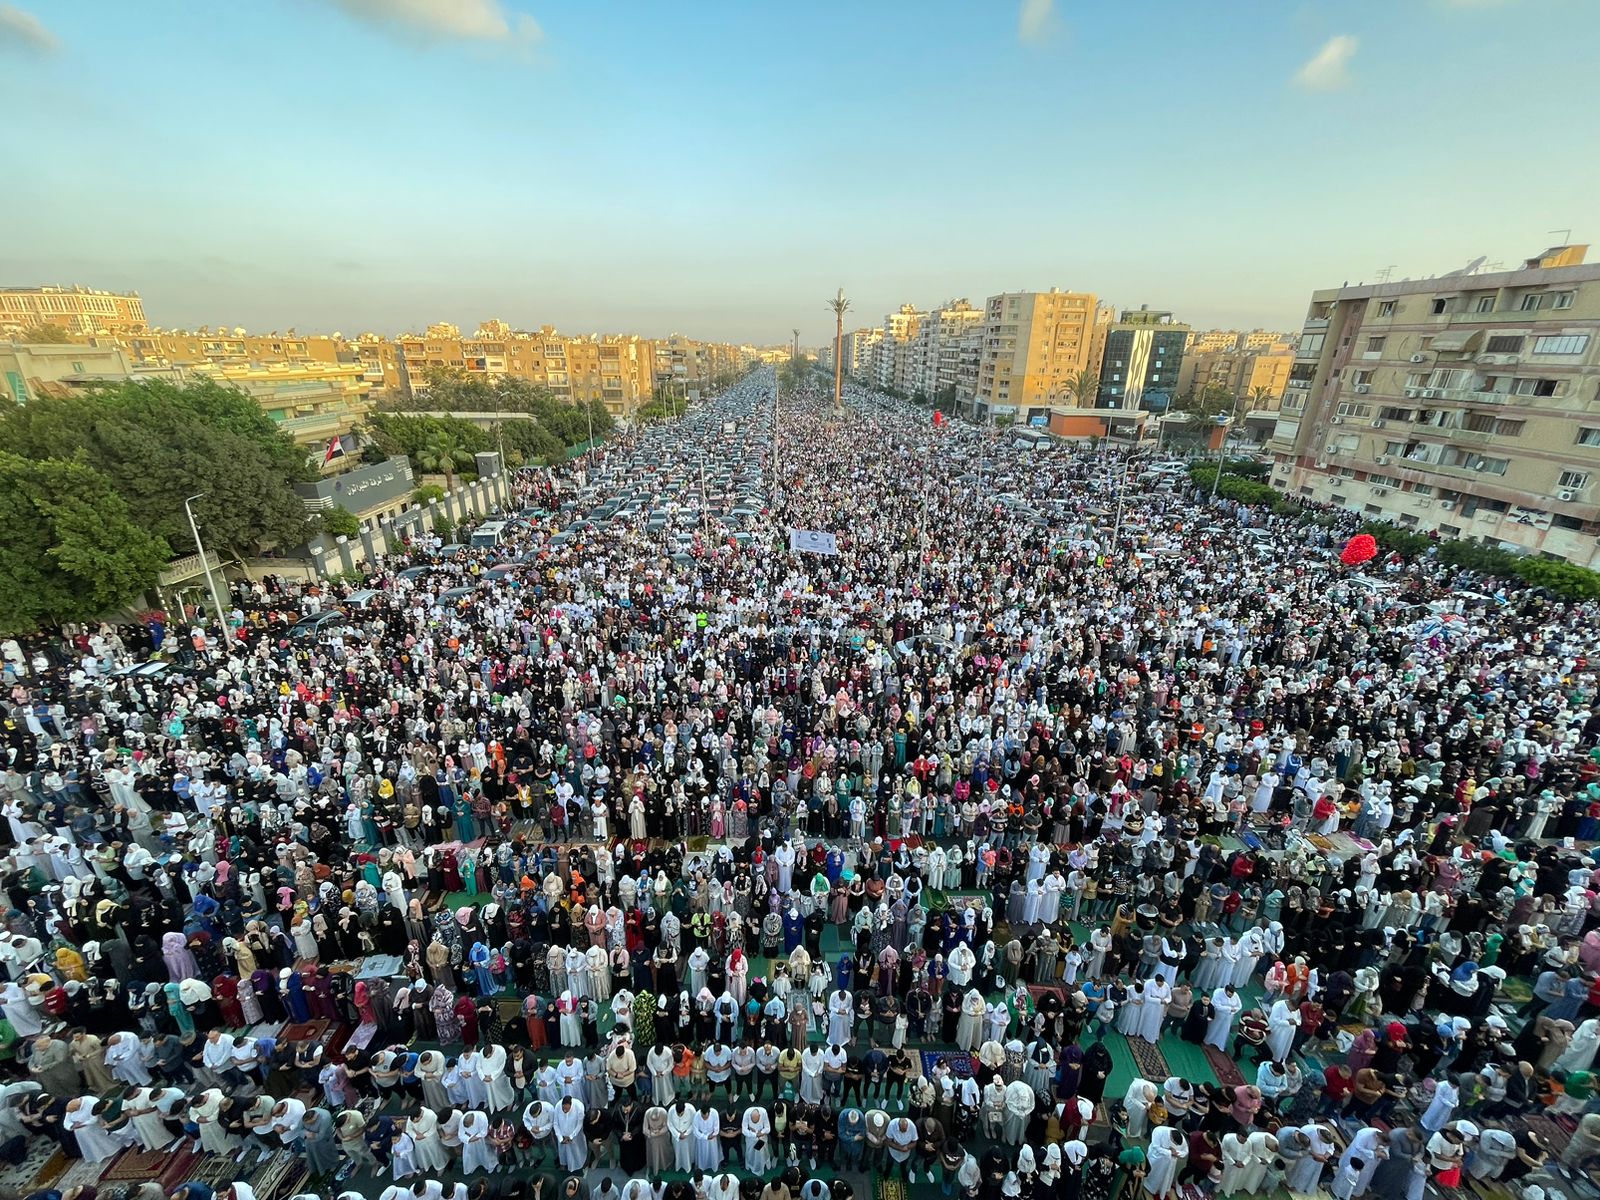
left=1463, top=255, right=1487, bottom=274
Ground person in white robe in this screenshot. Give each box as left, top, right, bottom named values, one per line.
left=741, top=1105, right=774, bottom=1175
left=389, top=1127, right=417, bottom=1180
left=1138, top=978, right=1171, bottom=1044
left=1337, top=1126, right=1385, bottom=1197
left=1122, top=1079, right=1157, bottom=1140
left=956, top=989, right=986, bottom=1052
left=1285, top=1124, right=1336, bottom=1194
left=1002, top=1080, right=1034, bottom=1145
left=106, top=1031, right=152, bottom=1085
left=552, top=1096, right=587, bottom=1171
left=667, top=1101, right=695, bottom=1172
left=522, top=1100, right=554, bottom=1164
left=458, top=1049, right=489, bottom=1109
left=1554, top=1017, right=1599, bottom=1073
left=1232, top=927, right=1265, bottom=988
left=124, top=1087, right=172, bottom=1152
left=65, top=1096, right=133, bottom=1164
left=827, top=990, right=853, bottom=1045
left=461, top=1110, right=499, bottom=1174
left=2, top=982, right=41, bottom=1037
left=1241, top=1132, right=1279, bottom=1194
left=1266, top=999, right=1300, bottom=1063
left=692, top=1104, right=722, bottom=1170
left=1220, top=1132, right=1252, bottom=1195
left=480, top=1045, right=517, bottom=1112
left=648, top=1044, right=676, bottom=1106
left=1206, top=984, right=1243, bottom=1051
left=1145, top=1125, right=1189, bottom=1200
left=408, top=1107, right=449, bottom=1173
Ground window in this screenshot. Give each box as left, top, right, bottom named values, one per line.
left=1552, top=291, right=1575, bottom=310
left=1473, top=296, right=1494, bottom=313
left=1534, top=334, right=1589, bottom=355
left=1485, top=335, right=1524, bottom=354
left=1463, top=414, right=1525, bottom=436
left=1377, top=300, right=1396, bottom=316
left=1383, top=440, right=1409, bottom=456
left=1558, top=470, right=1589, bottom=490
left=1520, top=293, right=1545, bottom=311
left=1353, top=369, right=1374, bottom=386
left=1365, top=336, right=1386, bottom=353
left=1431, top=298, right=1449, bottom=315
left=1469, top=455, right=1508, bottom=474
left=1578, top=428, right=1600, bottom=447
left=1299, top=333, right=1325, bottom=355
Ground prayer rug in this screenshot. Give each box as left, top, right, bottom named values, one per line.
left=1127, top=1037, right=1170, bottom=1082
left=877, top=1177, right=907, bottom=1200
left=1516, top=1112, right=1572, bottom=1156
left=919, top=1049, right=975, bottom=1079
left=100, top=1149, right=172, bottom=1182
left=1204, top=1046, right=1246, bottom=1087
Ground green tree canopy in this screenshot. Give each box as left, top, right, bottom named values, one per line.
left=0, top=453, right=171, bottom=633
left=0, top=378, right=316, bottom=559
left=382, top=370, right=614, bottom=447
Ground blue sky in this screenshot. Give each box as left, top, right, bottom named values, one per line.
left=1, top=0, right=1594, bottom=345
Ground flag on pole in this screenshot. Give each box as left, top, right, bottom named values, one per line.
left=324, top=437, right=346, bottom=464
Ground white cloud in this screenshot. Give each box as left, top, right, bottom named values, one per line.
left=1018, top=0, right=1057, bottom=45
left=319, top=0, right=541, bottom=46
left=0, top=5, right=59, bottom=55
left=1294, top=34, right=1357, bottom=90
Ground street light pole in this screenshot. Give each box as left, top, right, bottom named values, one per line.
left=184, top=492, right=233, bottom=650
left=1111, top=449, right=1153, bottom=558
left=1209, top=394, right=1244, bottom=503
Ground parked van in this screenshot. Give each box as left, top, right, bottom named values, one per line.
left=470, top=521, right=508, bottom=550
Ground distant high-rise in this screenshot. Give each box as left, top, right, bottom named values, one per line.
left=975, top=289, right=1104, bottom=419
left=1095, top=306, right=1190, bottom=411
left=1270, top=244, right=1600, bottom=566
left=0, top=285, right=147, bottom=335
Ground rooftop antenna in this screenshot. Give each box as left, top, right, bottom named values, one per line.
left=1549, top=228, right=1572, bottom=244
left=1441, top=255, right=1488, bottom=279
left=1375, top=265, right=1398, bottom=284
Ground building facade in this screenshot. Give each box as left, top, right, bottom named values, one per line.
left=1095, top=306, right=1190, bottom=411
left=1270, top=244, right=1600, bottom=566
left=0, top=286, right=148, bottom=335
left=1177, top=342, right=1295, bottom=407
left=975, top=289, right=1103, bottom=419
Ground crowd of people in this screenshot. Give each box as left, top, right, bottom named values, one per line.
left=0, top=366, right=1597, bottom=1200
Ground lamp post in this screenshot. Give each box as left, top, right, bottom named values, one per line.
left=1209, top=394, right=1245, bottom=503
left=183, top=493, right=233, bottom=649
left=1111, top=449, right=1154, bottom=558
left=828, top=288, right=850, bottom=413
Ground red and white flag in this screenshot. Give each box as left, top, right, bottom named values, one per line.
left=323, top=437, right=346, bottom=464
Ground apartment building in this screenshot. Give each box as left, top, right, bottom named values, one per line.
left=1095, top=306, right=1190, bottom=411
left=1177, top=342, right=1295, bottom=407
left=841, top=328, right=883, bottom=379
left=123, top=330, right=344, bottom=369
left=1, top=338, right=183, bottom=404
left=975, top=289, right=1103, bottom=419
left=0, top=286, right=147, bottom=335
left=904, top=300, right=985, bottom=402
left=1270, top=244, right=1600, bottom=567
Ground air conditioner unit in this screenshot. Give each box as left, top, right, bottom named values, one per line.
left=1420, top=387, right=1442, bottom=399
left=1410, top=353, right=1428, bottom=363
left=1418, top=499, right=1433, bottom=507
left=1437, top=499, right=1455, bottom=510
left=1558, top=488, right=1578, bottom=502
left=1504, top=355, right=1520, bottom=364
left=1330, top=416, right=1344, bottom=424
left=1404, top=387, right=1422, bottom=398
left=1373, top=486, right=1390, bottom=496
left=1371, top=418, right=1387, bottom=428
left=1374, top=455, right=1390, bottom=465
left=1354, top=384, right=1371, bottom=394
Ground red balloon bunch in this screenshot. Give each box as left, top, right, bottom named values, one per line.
left=1340, top=533, right=1379, bottom=566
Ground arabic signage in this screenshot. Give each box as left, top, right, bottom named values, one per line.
left=295, top=455, right=415, bottom=512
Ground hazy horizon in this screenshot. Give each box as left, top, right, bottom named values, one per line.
left=1, top=0, right=1594, bottom=345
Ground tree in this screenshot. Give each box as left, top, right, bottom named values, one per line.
left=15, top=324, right=77, bottom=344
left=322, top=506, right=360, bottom=538
left=0, top=453, right=171, bottom=633
left=0, top=379, right=315, bottom=559
left=1062, top=369, right=1101, bottom=408
left=1172, top=382, right=1235, bottom=424
left=1248, top=386, right=1276, bottom=409
left=417, top=430, right=472, bottom=487
left=412, top=484, right=446, bottom=505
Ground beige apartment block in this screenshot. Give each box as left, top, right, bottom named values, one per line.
left=0, top=286, right=148, bottom=335
left=975, top=289, right=1103, bottom=415
left=1270, top=244, right=1600, bottom=566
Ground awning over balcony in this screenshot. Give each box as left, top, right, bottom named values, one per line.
left=1429, top=330, right=1482, bottom=353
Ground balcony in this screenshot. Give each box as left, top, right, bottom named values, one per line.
left=1303, top=317, right=1330, bottom=331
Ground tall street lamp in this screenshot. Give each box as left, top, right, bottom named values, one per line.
left=183, top=492, right=233, bottom=649
left=828, top=288, right=850, bottom=413
left=1209, top=394, right=1245, bottom=503
left=1111, top=449, right=1154, bottom=558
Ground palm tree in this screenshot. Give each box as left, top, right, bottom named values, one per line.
left=418, top=431, right=470, bottom=488
left=1060, top=368, right=1100, bottom=408
left=1248, top=386, right=1276, bottom=410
